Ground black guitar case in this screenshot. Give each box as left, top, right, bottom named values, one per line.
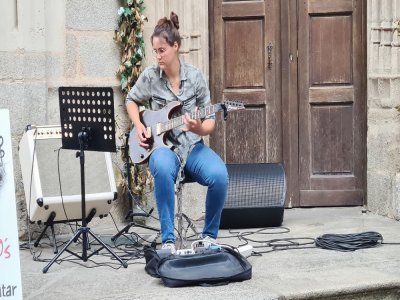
left=143, top=246, right=252, bottom=288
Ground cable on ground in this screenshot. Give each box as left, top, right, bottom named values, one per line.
left=315, top=231, right=383, bottom=252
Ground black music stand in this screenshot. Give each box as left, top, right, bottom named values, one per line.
left=43, top=87, right=128, bottom=273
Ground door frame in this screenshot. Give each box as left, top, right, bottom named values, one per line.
left=280, top=0, right=299, bottom=207
left=209, top=0, right=367, bottom=207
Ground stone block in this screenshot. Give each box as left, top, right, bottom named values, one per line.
left=142, top=1, right=161, bottom=24
left=22, top=82, right=48, bottom=125
left=369, top=0, right=378, bottom=22
left=23, top=52, right=46, bottom=80
left=0, top=51, right=46, bottom=80
left=64, top=33, right=79, bottom=78
left=12, top=133, right=28, bottom=238
left=44, top=0, right=65, bottom=52
left=377, top=78, right=390, bottom=101
left=367, top=170, right=391, bottom=216
left=46, top=87, right=61, bottom=125
left=379, top=0, right=392, bottom=26
left=369, top=44, right=379, bottom=73
left=378, top=46, right=391, bottom=73
left=368, top=78, right=379, bottom=107
left=370, top=28, right=381, bottom=44
left=78, top=34, right=120, bottom=78
left=19, top=0, right=46, bottom=51
left=190, top=33, right=202, bottom=51
left=0, top=52, right=23, bottom=80
left=395, top=47, right=400, bottom=73
left=143, top=27, right=156, bottom=67
left=66, top=0, right=120, bottom=31
left=381, top=29, right=393, bottom=46
left=46, top=54, right=64, bottom=81
left=368, top=107, right=399, bottom=121
left=391, top=78, right=400, bottom=107
left=381, top=97, right=392, bottom=108
left=0, top=82, right=47, bottom=135
left=180, top=38, right=190, bottom=60
left=390, top=173, right=400, bottom=219
left=180, top=182, right=207, bottom=223
left=367, top=113, right=400, bottom=173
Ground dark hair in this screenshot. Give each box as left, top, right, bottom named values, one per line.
left=151, top=12, right=181, bottom=47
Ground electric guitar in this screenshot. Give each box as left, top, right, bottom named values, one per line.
left=129, top=100, right=245, bottom=164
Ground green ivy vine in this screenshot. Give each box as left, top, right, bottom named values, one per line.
left=115, top=0, right=153, bottom=204
left=115, top=0, right=147, bottom=96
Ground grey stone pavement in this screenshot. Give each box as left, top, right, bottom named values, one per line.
left=19, top=207, right=400, bottom=300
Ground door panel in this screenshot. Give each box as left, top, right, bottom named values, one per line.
left=209, top=0, right=281, bottom=164
left=225, top=107, right=267, bottom=163
left=298, top=0, right=365, bottom=206
left=310, top=16, right=353, bottom=84
left=311, top=105, right=353, bottom=174
left=225, top=19, right=265, bottom=88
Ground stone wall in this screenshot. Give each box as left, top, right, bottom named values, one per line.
left=367, top=0, right=400, bottom=218
left=0, top=0, right=209, bottom=237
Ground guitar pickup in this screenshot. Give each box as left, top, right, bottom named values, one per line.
left=146, top=127, right=152, bottom=137
left=156, top=123, right=162, bottom=135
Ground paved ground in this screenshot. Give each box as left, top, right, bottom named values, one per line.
left=19, top=207, right=400, bottom=299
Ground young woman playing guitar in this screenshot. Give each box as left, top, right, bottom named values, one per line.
left=126, top=12, right=229, bottom=254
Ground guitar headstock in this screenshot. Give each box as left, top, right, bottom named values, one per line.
left=222, top=100, right=245, bottom=111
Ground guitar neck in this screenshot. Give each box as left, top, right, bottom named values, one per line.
left=159, top=103, right=222, bottom=133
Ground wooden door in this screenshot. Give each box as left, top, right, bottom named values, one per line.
left=298, top=0, right=366, bottom=206
left=209, top=0, right=281, bottom=164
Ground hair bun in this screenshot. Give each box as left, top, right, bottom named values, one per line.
left=170, top=12, right=180, bottom=29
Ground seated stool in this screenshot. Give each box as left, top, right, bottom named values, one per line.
left=175, top=177, right=200, bottom=249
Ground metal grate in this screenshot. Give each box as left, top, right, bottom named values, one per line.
left=225, top=163, right=286, bottom=208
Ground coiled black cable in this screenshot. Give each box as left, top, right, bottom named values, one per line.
left=315, top=231, right=383, bottom=252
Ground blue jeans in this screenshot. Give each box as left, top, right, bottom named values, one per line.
left=149, top=142, right=229, bottom=243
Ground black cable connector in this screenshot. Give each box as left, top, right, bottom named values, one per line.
left=315, top=231, right=383, bottom=252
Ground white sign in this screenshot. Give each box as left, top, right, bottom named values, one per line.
left=0, top=110, right=23, bottom=299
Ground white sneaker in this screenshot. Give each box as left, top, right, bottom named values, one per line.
left=161, top=242, right=176, bottom=254
left=192, top=235, right=217, bottom=251
left=202, top=235, right=217, bottom=248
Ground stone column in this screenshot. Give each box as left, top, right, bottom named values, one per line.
left=368, top=0, right=400, bottom=219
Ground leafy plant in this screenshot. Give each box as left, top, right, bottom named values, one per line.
left=115, top=0, right=147, bottom=96
left=115, top=0, right=153, bottom=204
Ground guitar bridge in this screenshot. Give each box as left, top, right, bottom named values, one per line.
left=146, top=127, right=152, bottom=137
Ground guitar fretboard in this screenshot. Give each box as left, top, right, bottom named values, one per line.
left=159, top=104, right=222, bottom=133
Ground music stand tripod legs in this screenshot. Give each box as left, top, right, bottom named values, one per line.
left=43, top=129, right=128, bottom=273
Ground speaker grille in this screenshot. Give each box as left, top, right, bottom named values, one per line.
left=19, top=125, right=117, bottom=223
left=225, top=163, right=286, bottom=208
left=220, top=163, right=286, bottom=229
left=35, top=139, right=111, bottom=197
